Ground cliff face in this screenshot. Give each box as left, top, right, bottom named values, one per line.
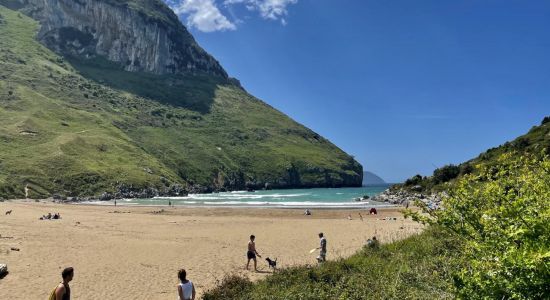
left=3, top=0, right=227, bottom=77
left=0, top=3, right=363, bottom=199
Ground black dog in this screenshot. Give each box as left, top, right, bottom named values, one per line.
left=265, top=257, right=277, bottom=269
left=5, top=210, right=12, bottom=215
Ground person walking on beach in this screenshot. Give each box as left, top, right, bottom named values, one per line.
left=177, top=268, right=195, bottom=300
left=49, top=267, right=73, bottom=300
left=246, top=235, right=261, bottom=271
left=317, top=232, right=327, bottom=263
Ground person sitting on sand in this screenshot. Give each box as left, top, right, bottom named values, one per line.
left=347, top=214, right=352, bottom=220
left=246, top=235, right=261, bottom=271
left=49, top=267, right=73, bottom=300
left=369, top=207, right=377, bottom=215
left=304, top=209, right=311, bottom=216
left=317, top=232, right=327, bottom=263
left=47, top=212, right=52, bottom=219
left=177, top=268, right=195, bottom=300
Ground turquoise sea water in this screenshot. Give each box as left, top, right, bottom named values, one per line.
left=90, top=185, right=393, bottom=208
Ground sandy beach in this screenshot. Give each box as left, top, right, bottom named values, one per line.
left=0, top=201, right=422, bottom=299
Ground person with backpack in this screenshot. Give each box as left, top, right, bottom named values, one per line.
left=49, top=267, right=73, bottom=300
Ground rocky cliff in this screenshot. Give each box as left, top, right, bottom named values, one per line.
left=2, top=0, right=227, bottom=77
left=0, top=3, right=362, bottom=199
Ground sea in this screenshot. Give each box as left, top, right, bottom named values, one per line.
left=88, top=185, right=393, bottom=208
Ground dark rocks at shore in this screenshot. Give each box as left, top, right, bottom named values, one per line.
left=371, top=188, right=443, bottom=206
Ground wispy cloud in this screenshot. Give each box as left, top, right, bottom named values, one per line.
left=165, top=0, right=236, bottom=32
left=164, top=0, right=298, bottom=32
left=225, top=0, right=298, bottom=24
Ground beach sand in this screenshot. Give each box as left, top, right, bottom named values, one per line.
left=0, top=201, right=422, bottom=299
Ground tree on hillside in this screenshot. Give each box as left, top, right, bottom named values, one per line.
left=432, top=164, right=460, bottom=184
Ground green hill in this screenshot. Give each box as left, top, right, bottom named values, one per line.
left=0, top=3, right=362, bottom=199
left=397, top=117, right=550, bottom=193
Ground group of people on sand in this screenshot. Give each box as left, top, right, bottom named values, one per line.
left=40, top=212, right=61, bottom=220
left=49, top=267, right=196, bottom=300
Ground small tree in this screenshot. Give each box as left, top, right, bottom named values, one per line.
left=432, top=164, right=460, bottom=184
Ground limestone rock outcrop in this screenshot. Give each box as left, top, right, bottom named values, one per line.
left=3, top=0, right=227, bottom=77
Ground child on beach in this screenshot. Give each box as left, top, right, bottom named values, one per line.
left=177, top=268, right=195, bottom=300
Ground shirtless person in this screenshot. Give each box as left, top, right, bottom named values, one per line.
left=246, top=235, right=261, bottom=271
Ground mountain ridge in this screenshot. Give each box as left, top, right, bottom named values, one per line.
left=0, top=3, right=362, bottom=199
left=362, top=171, right=385, bottom=185
left=2, top=0, right=228, bottom=77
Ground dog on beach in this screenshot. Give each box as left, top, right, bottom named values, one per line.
left=265, top=257, right=277, bottom=269
left=5, top=210, right=12, bottom=215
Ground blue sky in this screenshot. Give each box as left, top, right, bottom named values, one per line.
left=165, top=0, right=550, bottom=183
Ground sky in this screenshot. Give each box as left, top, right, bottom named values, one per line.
left=163, top=0, right=550, bottom=183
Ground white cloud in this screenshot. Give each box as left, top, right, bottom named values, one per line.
left=166, top=0, right=236, bottom=32
left=224, top=0, right=298, bottom=24
left=163, top=0, right=298, bottom=32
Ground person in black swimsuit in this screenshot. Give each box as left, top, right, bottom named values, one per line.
left=246, top=235, right=261, bottom=271
left=54, top=267, right=73, bottom=300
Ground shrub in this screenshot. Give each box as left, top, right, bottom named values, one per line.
left=404, top=174, right=423, bottom=186
left=411, top=154, right=550, bottom=299
left=432, top=164, right=460, bottom=184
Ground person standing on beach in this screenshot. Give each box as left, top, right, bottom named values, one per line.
left=246, top=235, right=261, bottom=271
left=50, top=267, right=73, bottom=300
left=176, top=268, right=195, bottom=300
left=317, top=233, right=327, bottom=263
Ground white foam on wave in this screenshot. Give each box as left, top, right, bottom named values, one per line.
left=197, top=201, right=370, bottom=207
left=154, top=192, right=310, bottom=201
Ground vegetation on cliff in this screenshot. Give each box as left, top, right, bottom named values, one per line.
left=0, top=5, right=362, bottom=199
left=397, top=117, right=549, bottom=194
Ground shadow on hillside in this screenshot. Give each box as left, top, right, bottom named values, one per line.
left=66, top=56, right=223, bottom=114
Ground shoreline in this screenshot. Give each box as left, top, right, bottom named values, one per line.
left=7, top=198, right=400, bottom=210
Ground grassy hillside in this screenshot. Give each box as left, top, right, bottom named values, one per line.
left=396, top=117, right=550, bottom=193
left=0, top=5, right=361, bottom=199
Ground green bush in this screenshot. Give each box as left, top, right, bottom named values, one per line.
left=412, top=153, right=550, bottom=299
left=432, top=164, right=460, bottom=184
